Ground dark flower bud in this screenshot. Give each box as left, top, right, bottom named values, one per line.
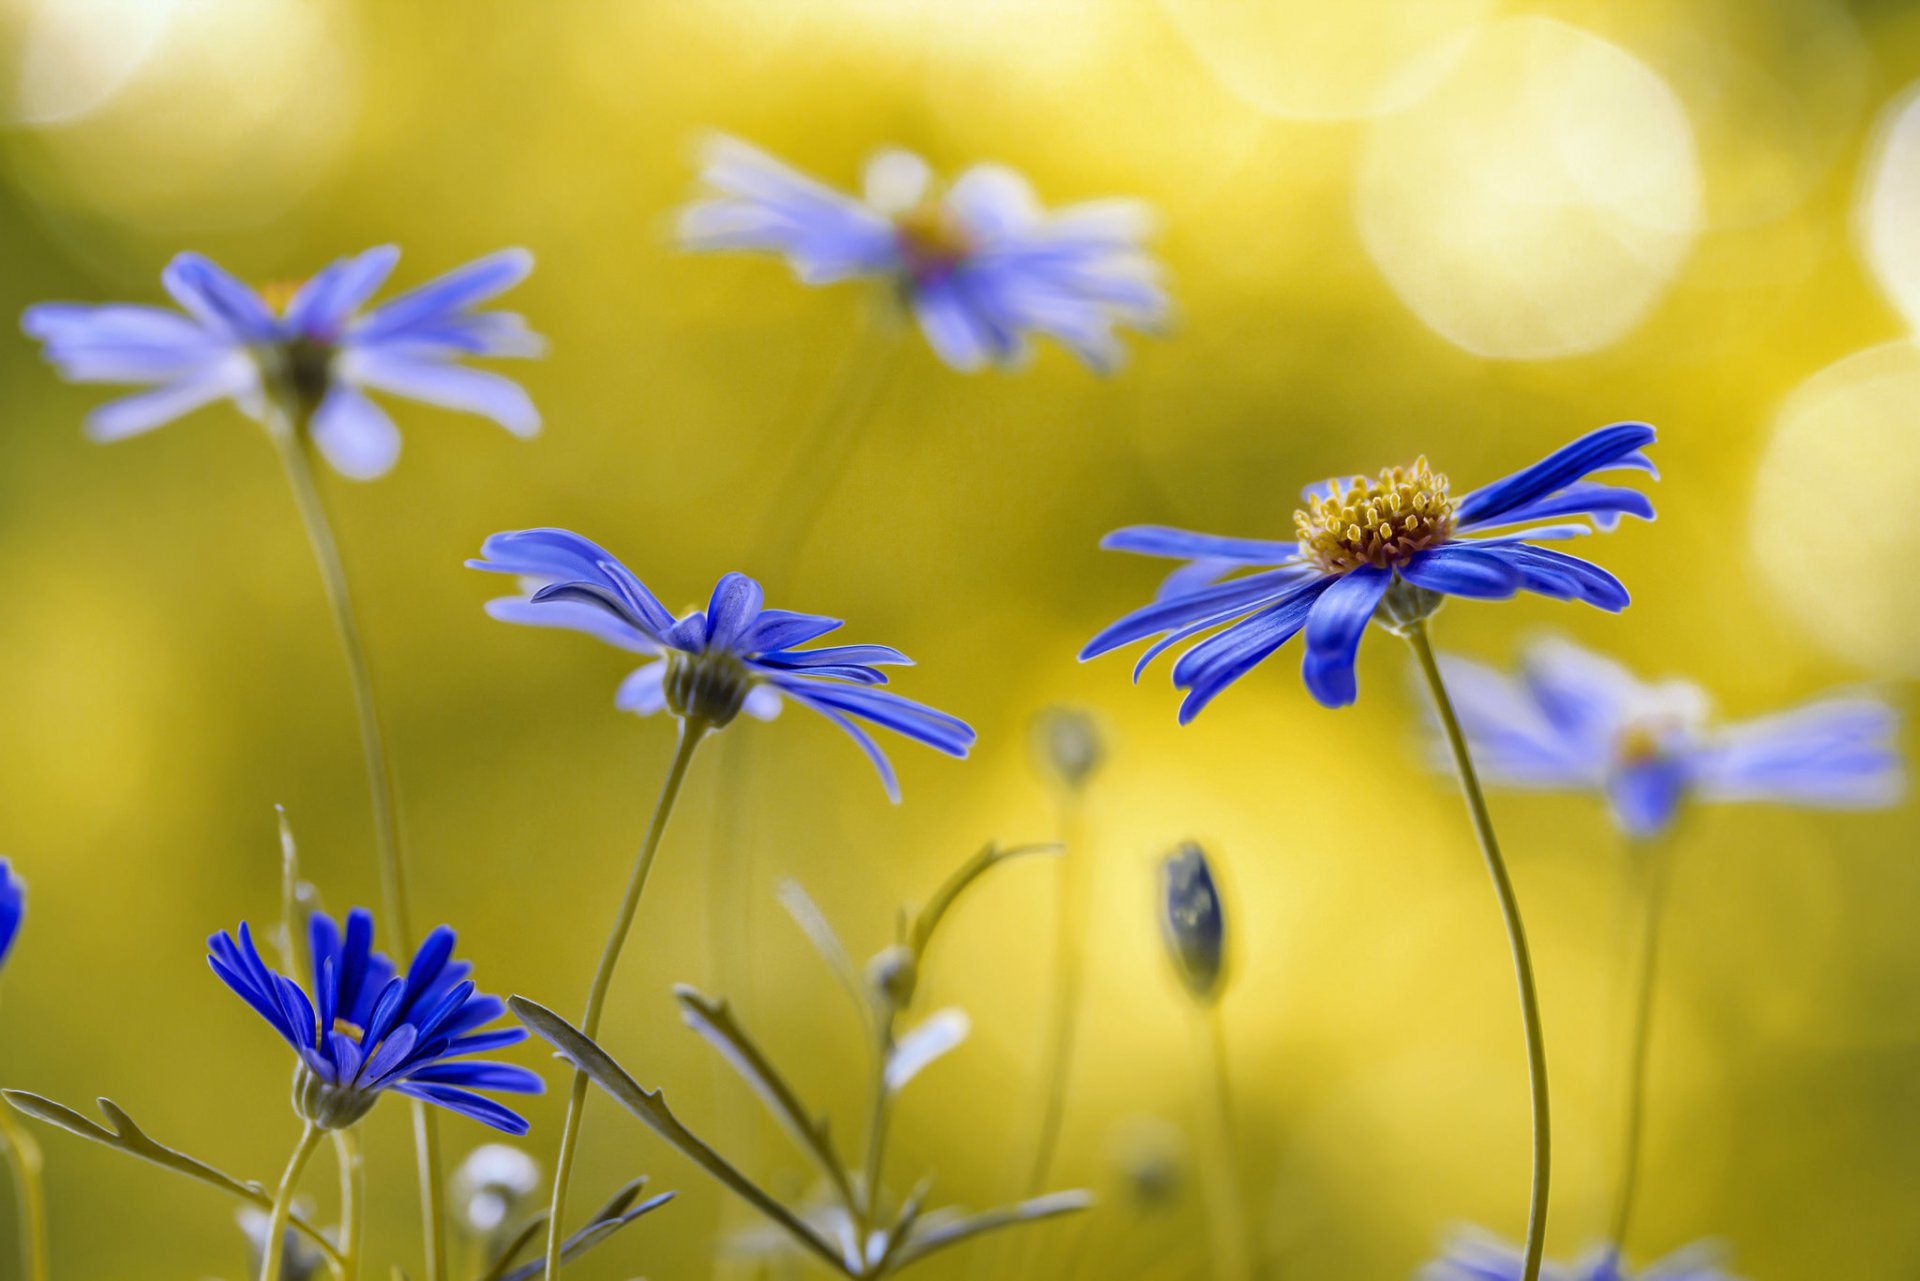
left=1029, top=706, right=1107, bottom=792
left=1158, top=842, right=1227, bottom=1003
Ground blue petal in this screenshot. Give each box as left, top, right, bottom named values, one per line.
left=1100, top=526, right=1300, bottom=564
left=1605, top=757, right=1693, bottom=839
left=1300, top=566, right=1391, bottom=708
left=1081, top=565, right=1321, bottom=660
left=1432, top=652, right=1606, bottom=788
left=1399, top=546, right=1525, bottom=599
left=1171, top=578, right=1330, bottom=723
left=743, top=609, right=843, bottom=652
left=1696, top=695, right=1905, bottom=809
left=614, top=661, right=670, bottom=716
left=775, top=681, right=975, bottom=756
left=704, top=572, right=765, bottom=652
left=783, top=695, right=902, bottom=802
left=342, top=348, right=539, bottom=438
left=285, top=246, right=400, bottom=339
left=0, top=860, right=21, bottom=971
left=484, top=596, right=658, bottom=655
left=1460, top=480, right=1654, bottom=533
left=1455, top=422, right=1656, bottom=528
left=85, top=358, right=253, bottom=442
left=352, top=249, right=534, bottom=343
left=912, top=278, right=1007, bottom=372
left=756, top=643, right=910, bottom=669
left=405, top=1062, right=544, bottom=1094
left=160, top=253, right=278, bottom=342
left=1518, top=637, right=1640, bottom=755
left=309, top=383, right=402, bottom=481
left=1498, top=546, right=1631, bottom=611
left=392, top=1082, right=530, bottom=1135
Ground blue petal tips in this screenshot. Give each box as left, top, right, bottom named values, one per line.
left=1084, top=424, right=1658, bottom=715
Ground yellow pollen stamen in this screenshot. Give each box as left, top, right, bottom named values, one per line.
left=332, top=1016, right=365, bottom=1042
left=894, top=200, right=974, bottom=278
left=1294, top=455, right=1457, bottom=574
left=255, top=279, right=306, bottom=317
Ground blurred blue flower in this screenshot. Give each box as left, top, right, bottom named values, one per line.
left=469, top=528, right=975, bottom=800
left=0, top=859, right=23, bottom=973
left=208, top=907, right=541, bottom=1133
left=678, top=134, right=1168, bottom=373
left=22, top=247, right=543, bottom=480
left=1420, top=1233, right=1742, bottom=1281
left=1082, top=422, right=1658, bottom=717
left=1431, top=636, right=1904, bottom=839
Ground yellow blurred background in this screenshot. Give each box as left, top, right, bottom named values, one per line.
left=0, top=2, right=1916, bottom=1278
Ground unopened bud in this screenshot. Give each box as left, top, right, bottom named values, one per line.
left=866, top=944, right=919, bottom=1008
left=1159, top=841, right=1227, bottom=1003
left=1030, top=705, right=1107, bottom=792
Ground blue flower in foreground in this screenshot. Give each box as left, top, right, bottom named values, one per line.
left=23, top=247, right=543, bottom=480
left=469, top=528, right=975, bottom=800
left=1082, top=422, right=1658, bottom=717
left=678, top=134, right=1168, bottom=373
left=0, top=859, right=23, bottom=973
left=1432, top=636, right=1904, bottom=839
left=208, top=908, right=541, bottom=1133
left=1421, top=1232, right=1743, bottom=1281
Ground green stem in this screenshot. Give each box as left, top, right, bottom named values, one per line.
left=268, top=414, right=449, bottom=1281
left=1407, top=621, right=1551, bottom=1281
left=1025, top=791, right=1088, bottom=1196
left=542, top=720, right=709, bottom=1281
left=1607, top=837, right=1674, bottom=1249
left=860, top=1009, right=899, bottom=1232
left=332, top=1129, right=363, bottom=1281
left=1197, top=1004, right=1254, bottom=1281
left=0, top=1103, right=49, bottom=1281
left=261, top=1123, right=324, bottom=1281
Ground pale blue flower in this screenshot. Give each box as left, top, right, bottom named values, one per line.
left=23, top=247, right=543, bottom=480
left=678, top=134, right=1168, bottom=373
left=1434, top=636, right=1904, bottom=838
left=1421, top=1233, right=1742, bottom=1281
left=0, top=859, right=22, bottom=974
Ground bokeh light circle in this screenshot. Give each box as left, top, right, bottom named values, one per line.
left=1154, top=0, right=1495, bottom=122
left=1857, top=83, right=1920, bottom=334
left=1355, top=17, right=1702, bottom=360
left=1751, top=340, right=1920, bottom=677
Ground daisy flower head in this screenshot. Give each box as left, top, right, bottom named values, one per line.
left=1421, top=1232, right=1743, bottom=1281
left=1432, top=636, right=1904, bottom=839
left=22, top=246, right=543, bottom=480
left=1082, top=422, right=1658, bottom=719
left=469, top=528, right=975, bottom=801
left=208, top=908, right=541, bottom=1134
left=0, top=859, right=23, bottom=974
left=678, top=133, right=1168, bottom=373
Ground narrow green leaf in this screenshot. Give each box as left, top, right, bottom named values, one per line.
left=673, top=985, right=857, bottom=1210
left=2, top=1091, right=343, bottom=1267
left=907, top=843, right=1059, bottom=959
left=494, top=1189, right=675, bottom=1281
left=509, top=996, right=855, bottom=1277
left=776, top=878, right=867, bottom=1015
left=886, top=1190, right=1094, bottom=1271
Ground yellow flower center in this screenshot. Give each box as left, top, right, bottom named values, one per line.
left=254, top=278, right=306, bottom=316
left=1293, top=456, right=1456, bottom=573
left=894, top=201, right=974, bottom=280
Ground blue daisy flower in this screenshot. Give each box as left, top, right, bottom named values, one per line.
left=208, top=908, right=542, bottom=1134
left=1421, top=1233, right=1742, bottom=1281
left=22, top=246, right=543, bottom=480
left=1431, top=636, right=1904, bottom=840
left=468, top=528, right=975, bottom=800
left=1082, top=422, right=1659, bottom=717
left=678, top=134, right=1168, bottom=373
left=0, top=860, right=23, bottom=974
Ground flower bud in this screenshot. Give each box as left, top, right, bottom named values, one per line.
left=1029, top=705, right=1107, bottom=792
left=1158, top=842, right=1227, bottom=1003
left=866, top=943, right=919, bottom=1009
left=452, top=1143, right=542, bottom=1238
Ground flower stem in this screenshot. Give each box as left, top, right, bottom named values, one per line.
left=0, top=1103, right=49, bottom=1281
left=332, top=1129, right=363, bottom=1281
left=1025, top=789, right=1088, bottom=1196
left=860, top=1006, right=900, bottom=1232
left=1607, top=836, right=1674, bottom=1250
left=541, top=719, right=709, bottom=1281
left=262, top=1123, right=324, bottom=1281
left=1407, top=621, right=1551, bottom=1281
left=1196, top=1003, right=1254, bottom=1281
left=268, top=415, right=448, bottom=1281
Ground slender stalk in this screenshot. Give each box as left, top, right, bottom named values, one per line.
left=262, top=1123, right=324, bottom=1281
left=267, top=412, right=450, bottom=1281
left=860, top=1009, right=900, bottom=1232
left=332, top=1129, right=363, bottom=1281
left=1025, top=791, right=1088, bottom=1196
left=1607, top=836, right=1674, bottom=1249
left=1407, top=621, right=1551, bottom=1281
left=0, top=1104, right=49, bottom=1281
left=542, top=720, right=710, bottom=1281
left=1195, top=1004, right=1254, bottom=1281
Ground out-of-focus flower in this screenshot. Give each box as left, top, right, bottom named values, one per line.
left=207, top=908, right=541, bottom=1133
left=1107, top=1115, right=1187, bottom=1210
left=469, top=528, right=975, bottom=801
left=1158, top=842, right=1227, bottom=1003
left=0, top=860, right=22, bottom=973
left=1432, top=637, right=1905, bottom=839
left=452, top=1143, right=541, bottom=1236
left=1029, top=705, right=1107, bottom=793
left=22, top=247, right=543, bottom=480
left=236, top=1202, right=327, bottom=1281
left=678, top=134, right=1168, bottom=373
left=1420, top=1232, right=1743, bottom=1281
left=1083, top=423, right=1657, bottom=716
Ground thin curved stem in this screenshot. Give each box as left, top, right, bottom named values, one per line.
left=0, top=1103, right=49, bottom=1281
left=542, top=720, right=709, bottom=1281
left=332, top=1129, right=363, bottom=1281
left=860, top=1004, right=900, bottom=1233
left=1607, top=836, right=1675, bottom=1249
left=1408, top=621, right=1551, bottom=1281
left=1025, top=790, right=1088, bottom=1196
left=1197, top=1003, right=1253, bottom=1281
left=261, top=1123, right=324, bottom=1281
left=268, top=413, right=447, bottom=1280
